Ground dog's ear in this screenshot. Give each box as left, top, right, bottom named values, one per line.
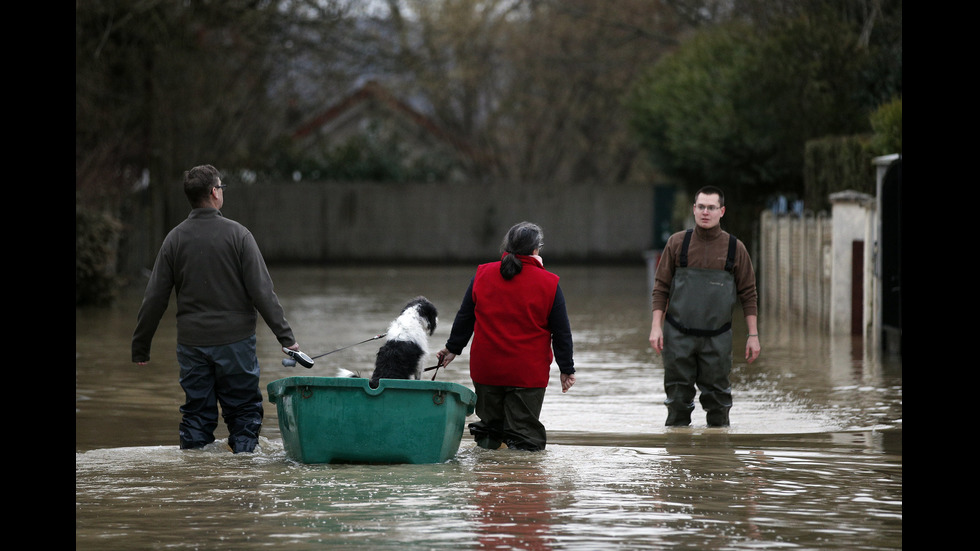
left=404, top=296, right=427, bottom=313
left=424, top=303, right=438, bottom=335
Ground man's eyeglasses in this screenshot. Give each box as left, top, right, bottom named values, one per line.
left=695, top=204, right=721, bottom=212
left=214, top=185, right=227, bottom=190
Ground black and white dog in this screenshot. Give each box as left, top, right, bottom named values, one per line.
left=341, top=296, right=438, bottom=388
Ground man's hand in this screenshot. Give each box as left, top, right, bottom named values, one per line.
left=649, top=310, right=664, bottom=354
left=649, top=326, right=664, bottom=354
left=744, top=315, right=760, bottom=364
left=745, top=336, right=761, bottom=364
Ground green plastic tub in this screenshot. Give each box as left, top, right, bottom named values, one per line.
left=267, top=376, right=477, bottom=464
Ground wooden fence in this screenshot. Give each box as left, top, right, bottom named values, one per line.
left=758, top=209, right=833, bottom=330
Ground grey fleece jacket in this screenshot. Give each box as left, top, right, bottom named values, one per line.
left=132, top=208, right=295, bottom=362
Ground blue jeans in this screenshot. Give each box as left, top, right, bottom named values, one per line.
left=176, top=335, right=263, bottom=453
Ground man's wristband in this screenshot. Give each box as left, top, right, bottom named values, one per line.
left=747, top=333, right=759, bottom=337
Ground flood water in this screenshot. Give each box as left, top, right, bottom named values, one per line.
left=76, top=264, right=902, bottom=550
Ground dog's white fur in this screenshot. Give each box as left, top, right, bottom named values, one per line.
left=385, top=303, right=434, bottom=355
left=338, top=296, right=438, bottom=388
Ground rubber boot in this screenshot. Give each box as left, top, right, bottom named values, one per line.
left=705, top=408, right=731, bottom=427
left=469, top=422, right=505, bottom=450
left=228, top=421, right=262, bottom=453
left=665, top=401, right=695, bottom=426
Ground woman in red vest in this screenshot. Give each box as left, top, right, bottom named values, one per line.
left=437, top=222, right=576, bottom=451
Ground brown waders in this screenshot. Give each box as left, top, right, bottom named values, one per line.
left=663, top=230, right=737, bottom=427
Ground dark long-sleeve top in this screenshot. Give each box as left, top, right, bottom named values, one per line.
left=132, top=208, right=295, bottom=362
left=445, top=275, right=575, bottom=376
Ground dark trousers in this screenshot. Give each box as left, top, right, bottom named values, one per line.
left=470, top=382, right=547, bottom=451
left=176, top=335, right=264, bottom=453
left=662, top=324, right=733, bottom=427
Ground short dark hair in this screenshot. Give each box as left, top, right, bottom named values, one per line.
left=184, top=164, right=221, bottom=207
left=694, top=185, right=725, bottom=207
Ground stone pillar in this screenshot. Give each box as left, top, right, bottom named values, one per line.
left=829, top=191, right=874, bottom=335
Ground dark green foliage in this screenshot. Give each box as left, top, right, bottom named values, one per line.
left=870, top=97, right=902, bottom=156
left=803, top=96, right=901, bottom=213
left=626, top=3, right=901, bottom=225
left=76, top=209, right=122, bottom=307
left=627, top=14, right=878, bottom=201
left=803, top=135, right=875, bottom=213
left=626, top=22, right=760, bottom=190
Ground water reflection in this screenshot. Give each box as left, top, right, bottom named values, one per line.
left=469, top=451, right=558, bottom=549
left=76, top=265, right=901, bottom=550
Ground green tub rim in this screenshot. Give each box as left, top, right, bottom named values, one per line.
left=268, top=376, right=476, bottom=409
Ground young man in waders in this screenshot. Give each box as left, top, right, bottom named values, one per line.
left=648, top=186, right=761, bottom=427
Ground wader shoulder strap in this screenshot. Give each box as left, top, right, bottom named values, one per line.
left=725, top=234, right=737, bottom=273
left=679, top=229, right=693, bottom=268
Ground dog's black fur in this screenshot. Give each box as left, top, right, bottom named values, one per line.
left=341, top=296, right=438, bottom=388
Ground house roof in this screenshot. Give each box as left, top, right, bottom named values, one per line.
left=290, top=80, right=483, bottom=164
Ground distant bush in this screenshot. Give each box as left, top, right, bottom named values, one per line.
left=76, top=208, right=122, bottom=307
left=870, top=96, right=902, bottom=156
left=802, top=97, right=902, bottom=212
left=803, top=135, right=876, bottom=213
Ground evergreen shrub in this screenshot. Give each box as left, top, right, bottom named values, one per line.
left=76, top=208, right=122, bottom=306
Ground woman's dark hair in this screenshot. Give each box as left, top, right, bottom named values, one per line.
left=499, top=222, right=544, bottom=280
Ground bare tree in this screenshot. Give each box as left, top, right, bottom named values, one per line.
left=489, top=0, right=687, bottom=184
left=76, top=0, right=363, bottom=270
left=372, top=0, right=692, bottom=185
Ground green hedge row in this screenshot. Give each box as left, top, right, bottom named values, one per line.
left=76, top=208, right=122, bottom=307
left=803, top=135, right=876, bottom=212
left=803, top=97, right=901, bottom=213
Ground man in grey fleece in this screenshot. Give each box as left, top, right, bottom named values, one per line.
left=132, top=164, right=300, bottom=453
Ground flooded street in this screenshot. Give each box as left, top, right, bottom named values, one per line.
left=76, top=264, right=902, bottom=550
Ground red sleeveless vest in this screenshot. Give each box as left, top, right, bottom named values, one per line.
left=469, top=254, right=559, bottom=388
